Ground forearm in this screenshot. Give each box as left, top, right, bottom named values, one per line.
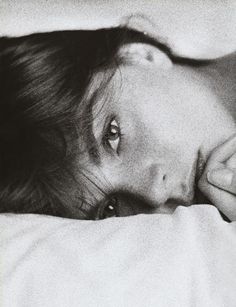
left=1, top=0, right=236, bottom=59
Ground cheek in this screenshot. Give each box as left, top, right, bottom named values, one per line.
left=132, top=71, right=231, bottom=152
left=130, top=96, right=201, bottom=155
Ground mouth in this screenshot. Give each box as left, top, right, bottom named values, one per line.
left=193, top=150, right=211, bottom=204
left=195, top=150, right=205, bottom=183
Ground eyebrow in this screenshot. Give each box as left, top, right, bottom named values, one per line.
left=82, top=90, right=102, bottom=165
left=82, top=69, right=117, bottom=165
left=88, top=136, right=100, bottom=164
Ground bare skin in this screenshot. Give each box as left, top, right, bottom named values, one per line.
left=79, top=44, right=236, bottom=220
left=1, top=2, right=236, bottom=220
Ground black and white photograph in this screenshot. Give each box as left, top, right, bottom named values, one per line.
left=0, top=1, right=236, bottom=306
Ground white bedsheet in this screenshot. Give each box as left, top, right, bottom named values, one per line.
left=1, top=205, right=236, bottom=307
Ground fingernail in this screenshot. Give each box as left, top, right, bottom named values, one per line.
left=207, top=168, right=233, bottom=186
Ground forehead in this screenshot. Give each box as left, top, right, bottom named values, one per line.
left=92, top=64, right=163, bottom=117
left=93, top=63, right=198, bottom=116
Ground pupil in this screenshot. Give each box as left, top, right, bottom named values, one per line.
left=111, top=127, right=116, bottom=134
left=109, top=125, right=119, bottom=139
left=107, top=204, right=114, bottom=211
left=102, top=197, right=118, bottom=219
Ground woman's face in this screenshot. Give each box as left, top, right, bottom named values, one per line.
left=80, top=54, right=236, bottom=219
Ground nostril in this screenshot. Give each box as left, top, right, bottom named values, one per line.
left=148, top=163, right=168, bottom=186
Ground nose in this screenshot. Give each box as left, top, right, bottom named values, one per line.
left=140, top=162, right=194, bottom=210
left=142, top=163, right=170, bottom=206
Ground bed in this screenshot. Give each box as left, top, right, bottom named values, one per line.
left=1, top=205, right=236, bottom=306
left=1, top=2, right=236, bottom=306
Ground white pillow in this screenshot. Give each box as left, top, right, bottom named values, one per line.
left=1, top=205, right=236, bottom=307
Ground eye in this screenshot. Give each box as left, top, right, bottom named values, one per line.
left=97, top=197, right=119, bottom=220
left=104, top=119, right=121, bottom=152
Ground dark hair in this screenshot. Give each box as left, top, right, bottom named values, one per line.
left=0, top=28, right=163, bottom=218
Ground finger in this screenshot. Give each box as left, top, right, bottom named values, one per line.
left=226, top=153, right=236, bottom=169
left=207, top=134, right=236, bottom=166
left=207, top=167, right=236, bottom=195
left=198, top=174, right=236, bottom=221
left=205, top=187, right=236, bottom=221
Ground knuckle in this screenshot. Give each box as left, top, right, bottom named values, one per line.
left=226, top=153, right=236, bottom=169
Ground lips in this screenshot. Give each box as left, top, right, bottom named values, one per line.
left=180, top=150, right=209, bottom=205
left=193, top=150, right=211, bottom=204
left=195, top=150, right=206, bottom=183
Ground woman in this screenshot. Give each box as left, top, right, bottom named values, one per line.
left=0, top=2, right=236, bottom=220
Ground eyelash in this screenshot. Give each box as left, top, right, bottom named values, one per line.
left=103, top=117, right=124, bottom=154
left=96, top=196, right=119, bottom=220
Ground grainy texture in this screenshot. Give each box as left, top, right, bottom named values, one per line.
left=1, top=206, right=236, bottom=306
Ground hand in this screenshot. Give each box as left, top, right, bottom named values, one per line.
left=198, top=134, right=236, bottom=221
